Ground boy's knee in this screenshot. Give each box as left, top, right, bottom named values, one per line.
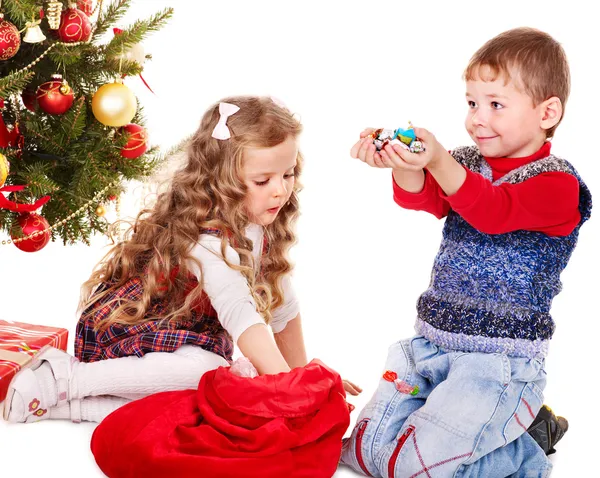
left=382, top=419, right=473, bottom=478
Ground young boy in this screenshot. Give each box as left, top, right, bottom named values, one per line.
left=342, top=27, right=591, bottom=477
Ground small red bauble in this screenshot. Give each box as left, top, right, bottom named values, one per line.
left=12, top=213, right=51, bottom=252
left=36, top=76, right=74, bottom=115
left=120, top=123, right=148, bottom=159
left=58, top=7, right=92, bottom=43
left=21, top=87, right=37, bottom=112
left=0, top=15, right=21, bottom=60
left=77, top=0, right=94, bottom=16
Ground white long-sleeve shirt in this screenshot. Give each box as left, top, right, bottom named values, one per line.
left=188, top=224, right=299, bottom=343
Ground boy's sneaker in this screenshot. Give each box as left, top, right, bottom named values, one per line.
left=527, top=404, right=569, bottom=455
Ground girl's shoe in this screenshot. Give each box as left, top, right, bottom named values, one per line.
left=3, top=347, right=75, bottom=423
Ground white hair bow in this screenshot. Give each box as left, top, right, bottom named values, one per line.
left=211, top=102, right=240, bottom=140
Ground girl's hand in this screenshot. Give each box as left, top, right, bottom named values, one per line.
left=343, top=379, right=363, bottom=396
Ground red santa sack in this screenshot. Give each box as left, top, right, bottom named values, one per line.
left=91, top=359, right=350, bottom=478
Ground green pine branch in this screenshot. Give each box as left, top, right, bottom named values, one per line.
left=132, top=102, right=146, bottom=127
left=61, top=215, right=92, bottom=245
left=23, top=117, right=67, bottom=156
left=0, top=210, right=14, bottom=232
left=0, top=69, right=35, bottom=99
left=49, top=43, right=95, bottom=68
left=60, top=96, right=87, bottom=143
left=48, top=194, right=79, bottom=244
left=66, top=141, right=122, bottom=197
left=86, top=205, right=108, bottom=238
left=93, top=0, right=132, bottom=38
left=102, top=58, right=144, bottom=77
left=13, top=161, right=60, bottom=198
left=103, top=8, right=174, bottom=58
left=2, top=0, right=39, bottom=27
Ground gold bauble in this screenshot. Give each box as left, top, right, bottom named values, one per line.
left=95, top=205, right=106, bottom=217
left=91, top=82, right=137, bottom=127
left=59, top=80, right=71, bottom=95
left=0, top=153, right=9, bottom=188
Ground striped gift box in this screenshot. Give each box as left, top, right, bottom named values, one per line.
left=0, top=320, right=68, bottom=402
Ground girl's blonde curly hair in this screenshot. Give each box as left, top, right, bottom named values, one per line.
left=79, top=96, right=303, bottom=330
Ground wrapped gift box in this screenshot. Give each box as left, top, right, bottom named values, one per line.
left=0, top=320, right=69, bottom=402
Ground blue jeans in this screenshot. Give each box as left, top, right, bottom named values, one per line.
left=340, top=336, right=552, bottom=477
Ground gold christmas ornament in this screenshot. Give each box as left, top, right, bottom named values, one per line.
left=91, top=81, right=137, bottom=127
left=0, top=152, right=9, bottom=188
left=59, top=79, right=71, bottom=95
left=23, top=19, right=47, bottom=43
left=45, top=1, right=63, bottom=30
left=95, top=205, right=106, bottom=217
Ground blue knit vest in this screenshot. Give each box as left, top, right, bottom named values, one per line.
left=415, top=146, right=592, bottom=359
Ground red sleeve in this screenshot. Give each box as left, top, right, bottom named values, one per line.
left=444, top=168, right=581, bottom=236
left=392, top=171, right=451, bottom=219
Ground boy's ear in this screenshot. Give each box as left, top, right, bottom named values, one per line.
left=540, top=96, right=563, bottom=131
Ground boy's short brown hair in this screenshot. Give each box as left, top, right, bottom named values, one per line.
left=464, top=27, right=570, bottom=138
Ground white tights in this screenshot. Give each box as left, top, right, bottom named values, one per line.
left=55, top=345, right=229, bottom=422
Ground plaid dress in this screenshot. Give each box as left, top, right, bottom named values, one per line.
left=75, top=277, right=234, bottom=363
left=75, top=230, right=268, bottom=364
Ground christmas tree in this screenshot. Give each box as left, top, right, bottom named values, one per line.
left=0, top=0, right=173, bottom=251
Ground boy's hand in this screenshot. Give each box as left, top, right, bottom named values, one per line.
left=380, top=127, right=445, bottom=171
left=343, top=379, right=363, bottom=396
left=351, top=127, right=445, bottom=172
left=350, top=128, right=389, bottom=168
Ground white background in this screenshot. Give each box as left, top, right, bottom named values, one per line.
left=1, top=1, right=598, bottom=476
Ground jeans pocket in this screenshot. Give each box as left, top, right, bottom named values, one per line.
left=502, top=381, right=544, bottom=445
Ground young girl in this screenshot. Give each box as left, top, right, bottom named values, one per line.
left=4, top=95, right=360, bottom=424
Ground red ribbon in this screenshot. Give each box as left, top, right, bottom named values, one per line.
left=113, top=28, right=155, bottom=95
left=0, top=185, right=51, bottom=212
left=138, top=74, right=155, bottom=94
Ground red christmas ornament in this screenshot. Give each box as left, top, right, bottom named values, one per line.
left=36, top=75, right=74, bottom=115
left=0, top=14, right=21, bottom=60
left=77, top=0, right=94, bottom=16
left=0, top=99, right=22, bottom=150
left=58, top=6, right=92, bottom=43
left=12, top=213, right=51, bottom=253
left=120, top=123, right=148, bottom=159
left=21, top=87, right=37, bottom=112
